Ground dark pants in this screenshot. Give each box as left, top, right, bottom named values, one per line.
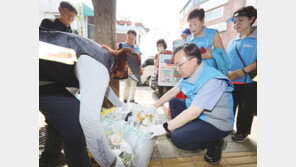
left=39, top=84, right=90, bottom=167
left=233, top=83, right=257, bottom=135
left=169, top=97, right=231, bottom=151
left=43, top=123, right=63, bottom=155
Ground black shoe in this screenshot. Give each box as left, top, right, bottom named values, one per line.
left=129, top=100, right=137, bottom=104
left=165, top=132, right=171, bottom=140
left=39, top=152, right=66, bottom=167
left=204, top=139, right=227, bottom=165
left=232, top=133, right=248, bottom=142
left=124, top=100, right=128, bottom=103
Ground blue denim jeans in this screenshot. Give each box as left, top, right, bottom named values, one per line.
left=169, top=97, right=231, bottom=150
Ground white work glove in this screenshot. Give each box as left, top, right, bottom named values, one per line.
left=142, top=105, right=157, bottom=115
left=115, top=155, right=125, bottom=167
left=145, top=124, right=166, bottom=138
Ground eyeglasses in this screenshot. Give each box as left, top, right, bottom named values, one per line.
left=174, top=57, right=194, bottom=70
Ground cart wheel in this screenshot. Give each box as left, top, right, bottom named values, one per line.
left=145, top=76, right=151, bottom=86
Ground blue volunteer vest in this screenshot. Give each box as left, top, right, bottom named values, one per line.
left=180, top=62, right=234, bottom=131
left=187, top=27, right=230, bottom=76
left=121, top=42, right=141, bottom=55
left=227, top=26, right=257, bottom=83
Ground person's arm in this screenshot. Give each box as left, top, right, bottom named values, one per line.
left=105, top=86, right=124, bottom=107
left=154, top=54, right=159, bottom=68
left=233, top=60, right=257, bottom=79
left=228, top=71, right=238, bottom=81
left=154, top=86, right=180, bottom=108
left=143, top=81, right=181, bottom=114
left=75, top=55, right=120, bottom=167
left=213, top=32, right=225, bottom=49
left=201, top=32, right=225, bottom=60
left=244, top=60, right=257, bottom=73
left=167, top=105, right=203, bottom=131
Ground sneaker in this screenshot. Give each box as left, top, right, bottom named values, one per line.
left=232, top=133, right=248, bottom=142
left=204, top=139, right=227, bottom=165
left=129, top=100, right=137, bottom=104
left=123, top=100, right=128, bottom=103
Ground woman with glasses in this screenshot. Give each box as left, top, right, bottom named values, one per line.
left=186, top=8, right=230, bottom=76
left=143, top=43, right=234, bottom=165
left=227, top=6, right=257, bottom=142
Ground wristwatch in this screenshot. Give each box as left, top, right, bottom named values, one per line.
left=163, top=122, right=171, bottom=133
left=163, top=122, right=172, bottom=139
left=162, top=122, right=172, bottom=139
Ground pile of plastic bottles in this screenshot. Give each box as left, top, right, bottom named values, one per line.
left=97, top=103, right=161, bottom=167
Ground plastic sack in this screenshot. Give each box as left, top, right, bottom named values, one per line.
left=99, top=103, right=161, bottom=167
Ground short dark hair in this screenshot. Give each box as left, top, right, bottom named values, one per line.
left=173, top=43, right=202, bottom=64
left=233, top=6, right=257, bottom=25
left=156, top=39, right=167, bottom=50
left=60, top=1, right=77, bottom=15
left=187, top=8, right=205, bottom=21
left=127, top=30, right=137, bottom=36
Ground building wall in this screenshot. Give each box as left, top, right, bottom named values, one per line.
left=117, top=33, right=127, bottom=44
left=179, top=0, right=257, bottom=49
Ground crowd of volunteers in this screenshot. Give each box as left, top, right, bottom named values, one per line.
left=39, top=1, right=257, bottom=166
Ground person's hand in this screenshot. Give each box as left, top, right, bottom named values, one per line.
left=227, top=71, right=238, bottom=81
left=124, top=47, right=133, bottom=52
left=115, top=155, right=125, bottom=167
left=201, top=48, right=212, bottom=59
left=142, top=105, right=157, bottom=115
left=120, top=47, right=131, bottom=52
left=233, top=69, right=245, bottom=79
left=145, top=124, right=166, bottom=138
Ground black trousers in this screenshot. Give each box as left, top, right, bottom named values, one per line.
left=39, top=84, right=90, bottom=167
left=233, top=83, right=257, bottom=135
left=169, top=97, right=231, bottom=150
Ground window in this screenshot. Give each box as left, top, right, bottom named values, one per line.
left=180, top=0, right=207, bottom=19
left=193, top=0, right=206, bottom=6
left=87, top=24, right=95, bottom=40
left=183, top=0, right=194, bottom=16
left=88, top=16, right=94, bottom=25
left=246, top=0, right=257, bottom=9
left=87, top=16, right=95, bottom=40
left=205, top=7, right=224, bottom=22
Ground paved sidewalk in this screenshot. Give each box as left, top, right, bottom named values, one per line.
left=149, top=151, right=257, bottom=167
